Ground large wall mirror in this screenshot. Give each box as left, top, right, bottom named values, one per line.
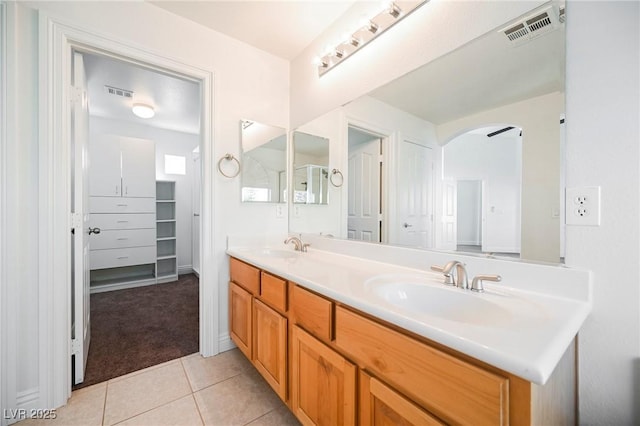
left=289, top=1, right=566, bottom=263
left=240, top=120, right=287, bottom=203
left=292, top=131, right=330, bottom=205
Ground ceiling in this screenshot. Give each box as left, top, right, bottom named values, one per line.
left=149, top=0, right=357, bottom=60
left=367, top=6, right=565, bottom=125
left=83, top=53, right=201, bottom=134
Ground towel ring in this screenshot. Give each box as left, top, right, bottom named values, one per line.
left=217, top=153, right=241, bottom=178
left=329, top=168, right=344, bottom=187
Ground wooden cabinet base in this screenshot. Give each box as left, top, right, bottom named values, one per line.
left=291, top=325, right=356, bottom=426
left=253, top=299, right=287, bottom=400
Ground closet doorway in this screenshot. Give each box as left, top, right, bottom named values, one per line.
left=71, top=49, right=205, bottom=388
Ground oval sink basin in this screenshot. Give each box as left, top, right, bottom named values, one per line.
left=366, top=276, right=513, bottom=326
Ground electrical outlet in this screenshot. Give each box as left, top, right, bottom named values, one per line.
left=565, top=186, right=601, bottom=226
left=275, top=205, right=284, bottom=218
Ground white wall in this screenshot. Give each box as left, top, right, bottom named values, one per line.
left=90, top=116, right=199, bottom=273
left=3, top=0, right=288, bottom=414
left=565, top=1, right=639, bottom=424
left=443, top=132, right=522, bottom=253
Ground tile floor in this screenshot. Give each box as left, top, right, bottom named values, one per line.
left=18, top=349, right=300, bottom=426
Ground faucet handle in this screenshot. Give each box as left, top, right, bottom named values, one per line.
left=302, top=243, right=311, bottom=253
left=430, top=264, right=455, bottom=286
left=470, top=274, right=502, bottom=293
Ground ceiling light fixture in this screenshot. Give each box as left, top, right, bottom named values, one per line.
left=316, top=1, right=427, bottom=77
left=132, top=103, right=155, bottom=119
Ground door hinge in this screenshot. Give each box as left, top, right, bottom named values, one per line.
left=71, top=338, right=81, bottom=356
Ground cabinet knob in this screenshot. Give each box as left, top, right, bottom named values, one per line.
left=88, top=227, right=101, bottom=235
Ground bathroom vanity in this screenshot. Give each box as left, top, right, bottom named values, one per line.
left=226, top=238, right=591, bottom=425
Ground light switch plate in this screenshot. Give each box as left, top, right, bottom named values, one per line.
left=566, top=186, right=601, bottom=226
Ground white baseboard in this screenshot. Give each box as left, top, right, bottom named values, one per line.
left=178, top=265, right=194, bottom=276
left=4, top=387, right=40, bottom=424
left=90, top=278, right=157, bottom=294
left=218, top=333, right=236, bottom=353
left=483, top=246, right=520, bottom=254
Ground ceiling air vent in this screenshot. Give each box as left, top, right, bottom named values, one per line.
left=500, top=6, right=562, bottom=47
left=105, top=85, right=133, bottom=98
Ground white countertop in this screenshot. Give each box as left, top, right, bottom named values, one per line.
left=226, top=241, right=591, bottom=385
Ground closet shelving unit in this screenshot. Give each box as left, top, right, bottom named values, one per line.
left=156, top=181, right=178, bottom=283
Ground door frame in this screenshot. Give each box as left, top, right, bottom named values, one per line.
left=38, top=12, right=217, bottom=408
left=343, top=117, right=391, bottom=243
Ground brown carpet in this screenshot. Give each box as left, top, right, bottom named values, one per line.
left=74, top=274, right=199, bottom=389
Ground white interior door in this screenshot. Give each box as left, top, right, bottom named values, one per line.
left=192, top=152, right=201, bottom=275
left=72, top=51, right=91, bottom=385
left=396, top=140, right=433, bottom=248
left=347, top=139, right=380, bottom=242
left=441, top=179, right=457, bottom=251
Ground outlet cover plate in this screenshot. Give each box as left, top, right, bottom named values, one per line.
left=566, top=186, right=601, bottom=226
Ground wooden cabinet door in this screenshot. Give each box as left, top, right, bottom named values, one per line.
left=360, top=371, right=444, bottom=426
left=253, top=299, right=287, bottom=400
left=89, top=134, right=122, bottom=197
left=120, top=137, right=156, bottom=198
left=229, top=282, right=252, bottom=359
left=291, top=325, right=356, bottom=426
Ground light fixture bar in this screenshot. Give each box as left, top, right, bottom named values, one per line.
left=317, top=1, right=427, bottom=77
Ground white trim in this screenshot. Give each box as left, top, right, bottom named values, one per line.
left=0, top=3, right=9, bottom=424
left=38, top=12, right=218, bottom=409
left=218, top=333, right=236, bottom=353
left=15, top=388, right=39, bottom=409
left=178, top=265, right=194, bottom=275
left=89, top=278, right=158, bottom=294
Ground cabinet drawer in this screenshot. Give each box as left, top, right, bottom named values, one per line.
left=90, top=229, right=156, bottom=250
left=260, top=271, right=287, bottom=313
left=335, top=306, right=509, bottom=425
left=90, top=213, right=155, bottom=230
left=291, top=285, right=333, bottom=342
left=360, top=371, right=445, bottom=426
left=90, top=246, right=156, bottom=270
left=90, top=196, right=155, bottom=213
left=230, top=257, right=260, bottom=295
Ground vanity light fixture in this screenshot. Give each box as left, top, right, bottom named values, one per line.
left=132, top=103, right=155, bottom=119
left=316, top=1, right=427, bottom=77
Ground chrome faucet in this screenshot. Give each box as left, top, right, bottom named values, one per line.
left=284, top=236, right=310, bottom=252
left=470, top=274, right=502, bottom=293
left=431, top=260, right=468, bottom=289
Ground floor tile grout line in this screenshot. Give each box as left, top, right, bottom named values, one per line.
left=243, top=407, right=276, bottom=426
left=101, top=381, right=109, bottom=426
left=108, top=392, right=194, bottom=426
left=103, top=362, right=193, bottom=426
left=192, top=370, right=246, bottom=394
left=191, top=392, right=207, bottom=426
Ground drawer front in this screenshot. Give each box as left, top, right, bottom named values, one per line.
left=90, top=196, right=155, bottom=213
left=90, top=213, right=155, bottom=230
left=260, top=271, right=287, bottom=313
left=230, top=257, right=260, bottom=295
left=360, top=371, right=445, bottom=426
left=90, top=228, right=156, bottom=250
left=90, top=246, right=156, bottom=270
left=291, top=285, right=333, bottom=342
left=335, top=306, right=509, bottom=425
